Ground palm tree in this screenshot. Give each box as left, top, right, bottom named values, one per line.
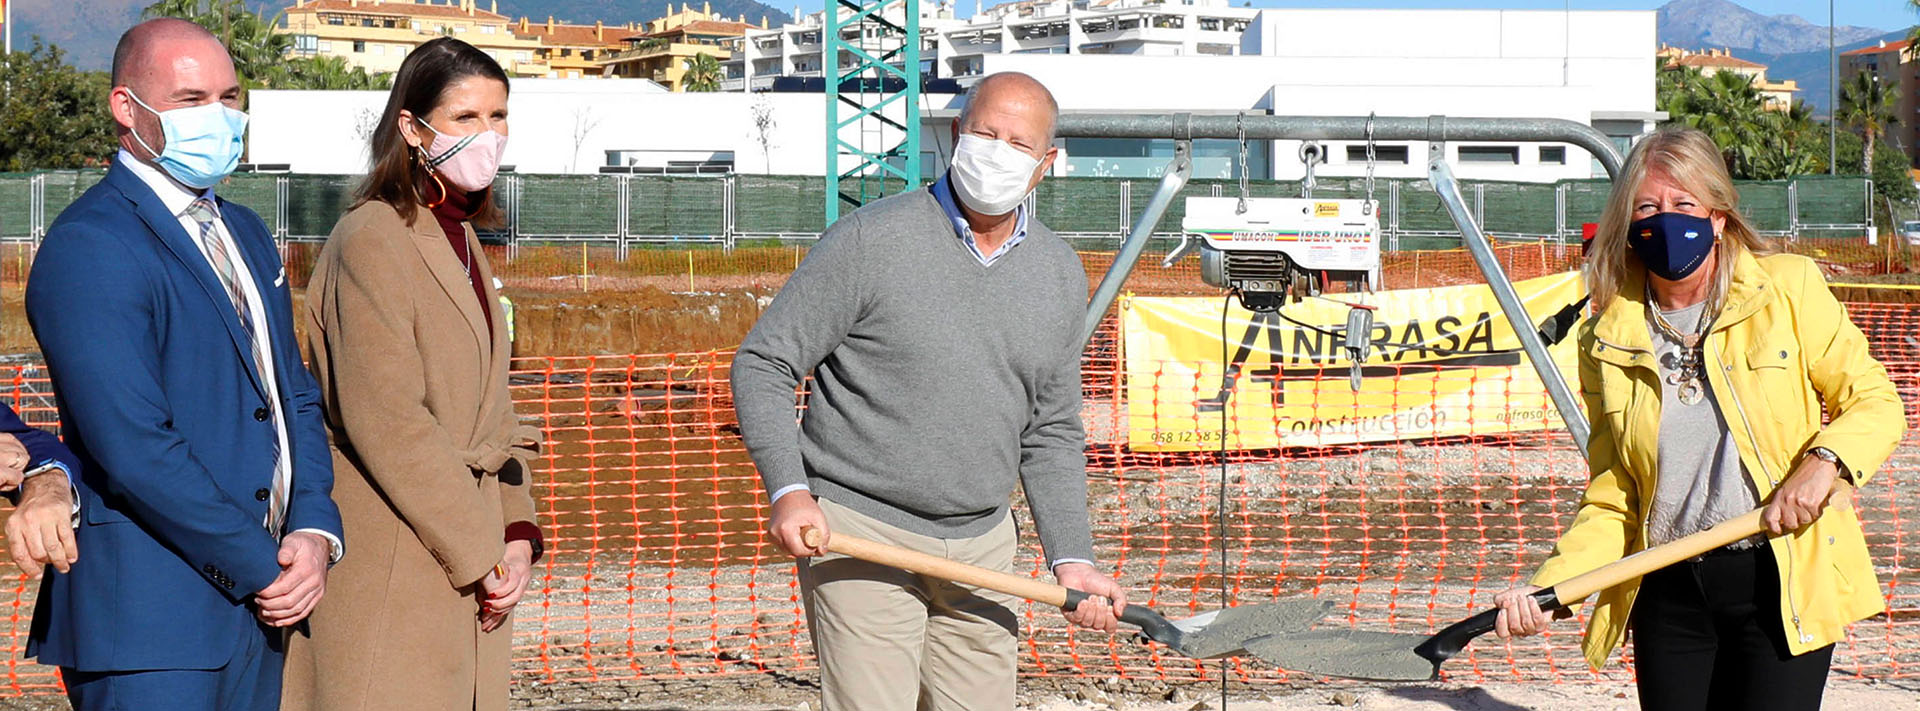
left=1839, top=71, right=1900, bottom=176
left=682, top=53, right=723, bottom=92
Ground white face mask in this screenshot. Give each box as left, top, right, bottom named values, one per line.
left=950, top=134, right=1042, bottom=216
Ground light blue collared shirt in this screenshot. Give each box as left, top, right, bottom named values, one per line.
left=930, top=171, right=1030, bottom=266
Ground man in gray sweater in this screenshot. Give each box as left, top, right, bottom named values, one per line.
left=731, top=72, right=1127, bottom=710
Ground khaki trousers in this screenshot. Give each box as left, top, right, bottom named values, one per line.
left=799, top=497, right=1020, bottom=711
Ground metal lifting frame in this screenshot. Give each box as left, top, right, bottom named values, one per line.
left=824, top=0, right=922, bottom=223
left=1067, top=114, right=1626, bottom=456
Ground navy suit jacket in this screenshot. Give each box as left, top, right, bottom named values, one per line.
left=23, top=161, right=343, bottom=672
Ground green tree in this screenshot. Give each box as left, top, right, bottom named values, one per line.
left=0, top=42, right=118, bottom=171
left=1657, top=61, right=1836, bottom=180
left=1838, top=71, right=1900, bottom=178
left=144, top=0, right=294, bottom=92
left=682, top=53, right=723, bottom=92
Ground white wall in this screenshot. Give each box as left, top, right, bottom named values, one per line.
left=249, top=9, right=1656, bottom=183
left=979, top=9, right=1657, bottom=182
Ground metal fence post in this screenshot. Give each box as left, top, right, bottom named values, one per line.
left=275, top=176, right=290, bottom=242
left=724, top=174, right=738, bottom=252
left=616, top=175, right=630, bottom=262
left=1388, top=180, right=1401, bottom=252
left=1554, top=182, right=1567, bottom=244
left=1788, top=180, right=1799, bottom=238
left=1866, top=178, right=1876, bottom=241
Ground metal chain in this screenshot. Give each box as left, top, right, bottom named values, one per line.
left=1363, top=113, right=1378, bottom=216
left=1235, top=113, right=1250, bottom=214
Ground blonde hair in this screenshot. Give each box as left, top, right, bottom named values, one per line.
left=1586, top=126, right=1773, bottom=312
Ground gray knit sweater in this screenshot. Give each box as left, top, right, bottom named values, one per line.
left=730, top=188, right=1096, bottom=565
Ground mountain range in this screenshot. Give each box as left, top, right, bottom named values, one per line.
left=7, top=0, right=1908, bottom=114
left=1655, top=0, right=1904, bottom=115
left=12, top=0, right=791, bottom=72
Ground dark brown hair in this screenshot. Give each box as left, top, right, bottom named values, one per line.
left=353, top=37, right=510, bottom=227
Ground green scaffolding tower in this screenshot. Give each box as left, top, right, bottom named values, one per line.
left=824, top=0, right=922, bottom=223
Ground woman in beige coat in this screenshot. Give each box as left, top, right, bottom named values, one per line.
left=283, top=37, right=542, bottom=711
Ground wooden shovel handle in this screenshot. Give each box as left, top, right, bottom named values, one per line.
left=1549, top=480, right=1855, bottom=605
left=801, top=527, right=1072, bottom=608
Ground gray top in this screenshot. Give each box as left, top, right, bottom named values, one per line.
left=730, top=188, right=1097, bottom=565
left=1646, top=300, right=1762, bottom=547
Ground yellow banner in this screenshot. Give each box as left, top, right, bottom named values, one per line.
left=1121, top=272, right=1586, bottom=451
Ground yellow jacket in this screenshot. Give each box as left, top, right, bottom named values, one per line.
left=1530, top=250, right=1907, bottom=669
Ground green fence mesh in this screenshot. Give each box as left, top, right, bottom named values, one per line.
left=736, top=175, right=827, bottom=234
left=628, top=176, right=727, bottom=238
left=0, top=172, right=1873, bottom=249
left=0, top=176, right=31, bottom=239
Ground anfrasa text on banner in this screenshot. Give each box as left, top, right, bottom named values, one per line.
left=1121, top=271, right=1587, bottom=451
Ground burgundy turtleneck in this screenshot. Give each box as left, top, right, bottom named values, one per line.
left=428, top=186, right=494, bottom=340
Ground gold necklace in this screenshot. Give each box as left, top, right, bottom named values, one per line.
left=1646, top=283, right=1712, bottom=405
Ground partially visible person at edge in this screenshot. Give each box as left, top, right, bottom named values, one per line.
left=1492, top=125, right=1907, bottom=711
left=731, top=71, right=1128, bottom=711
left=0, top=405, right=84, bottom=579
left=282, top=37, right=542, bottom=711
left=24, top=18, right=343, bottom=711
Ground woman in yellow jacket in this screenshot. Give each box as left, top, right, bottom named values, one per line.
left=1493, top=126, right=1906, bottom=710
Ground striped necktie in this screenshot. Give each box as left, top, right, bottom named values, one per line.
left=184, top=198, right=288, bottom=536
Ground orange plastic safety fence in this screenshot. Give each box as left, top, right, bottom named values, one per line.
left=0, top=303, right=1913, bottom=694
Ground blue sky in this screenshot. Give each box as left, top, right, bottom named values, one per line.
left=944, top=0, right=1915, bottom=31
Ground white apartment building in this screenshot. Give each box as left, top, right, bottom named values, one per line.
left=249, top=9, right=1659, bottom=185
left=721, top=0, right=1257, bottom=91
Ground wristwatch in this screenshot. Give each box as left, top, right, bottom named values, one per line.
left=1808, top=446, right=1853, bottom=483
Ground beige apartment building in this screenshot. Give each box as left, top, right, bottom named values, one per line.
left=1842, top=39, right=1918, bottom=169
left=281, top=0, right=548, bottom=77
left=1658, top=45, right=1801, bottom=112
left=601, top=4, right=755, bottom=91
left=511, top=18, right=640, bottom=78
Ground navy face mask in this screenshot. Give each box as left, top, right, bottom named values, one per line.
left=1628, top=212, right=1716, bottom=281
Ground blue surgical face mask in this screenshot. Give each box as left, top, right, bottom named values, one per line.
left=1627, top=211, right=1716, bottom=282
left=126, top=90, right=249, bottom=190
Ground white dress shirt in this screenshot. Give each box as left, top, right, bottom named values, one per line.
left=119, top=151, right=343, bottom=563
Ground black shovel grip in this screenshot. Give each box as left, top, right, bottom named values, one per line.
left=1062, top=589, right=1182, bottom=647
left=1414, top=587, right=1563, bottom=665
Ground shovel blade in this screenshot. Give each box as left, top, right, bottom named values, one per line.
left=1164, top=598, right=1333, bottom=658
left=1244, top=628, right=1437, bottom=682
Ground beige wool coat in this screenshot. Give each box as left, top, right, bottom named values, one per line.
left=283, top=200, right=540, bottom=711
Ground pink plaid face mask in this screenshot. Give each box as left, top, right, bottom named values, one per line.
left=417, top=118, right=508, bottom=192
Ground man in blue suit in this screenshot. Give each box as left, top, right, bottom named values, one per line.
left=23, top=19, right=343, bottom=711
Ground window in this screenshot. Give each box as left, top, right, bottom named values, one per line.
left=317, top=40, right=333, bottom=52
left=371, top=44, right=385, bottom=55
left=482, top=25, right=495, bottom=34
left=1539, top=146, right=1567, bottom=164
left=412, top=21, right=422, bottom=30
left=353, top=40, right=366, bottom=53
left=292, top=34, right=319, bottom=54
left=1346, top=145, right=1410, bottom=164
left=454, top=26, right=466, bottom=33
left=519, top=51, right=532, bottom=61
left=395, top=46, right=407, bottom=57
left=1458, top=145, right=1519, bottom=164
